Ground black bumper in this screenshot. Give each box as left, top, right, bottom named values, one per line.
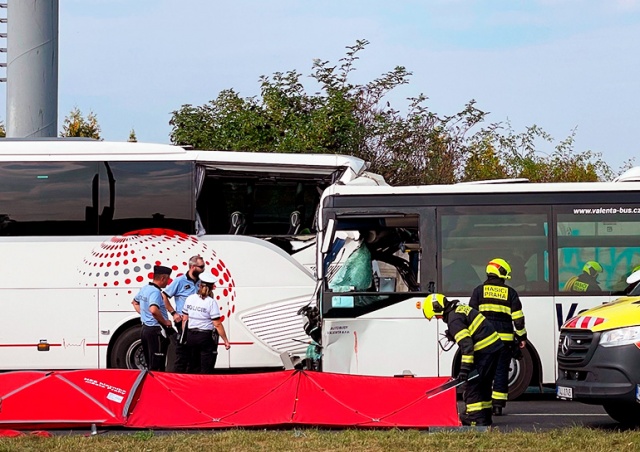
left=557, top=342, right=640, bottom=405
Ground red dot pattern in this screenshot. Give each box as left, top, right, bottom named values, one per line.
left=77, top=228, right=237, bottom=318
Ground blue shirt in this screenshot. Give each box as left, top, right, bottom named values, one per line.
left=135, top=283, right=168, bottom=326
left=163, top=274, right=199, bottom=314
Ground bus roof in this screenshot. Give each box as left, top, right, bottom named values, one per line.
left=323, top=174, right=640, bottom=198
left=0, top=139, right=368, bottom=179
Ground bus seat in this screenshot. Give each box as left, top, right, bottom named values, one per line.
left=229, top=211, right=247, bottom=235
left=287, top=210, right=301, bottom=235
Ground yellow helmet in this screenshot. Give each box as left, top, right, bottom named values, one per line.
left=422, top=293, right=447, bottom=320
left=486, top=258, right=512, bottom=280
left=583, top=261, right=603, bottom=277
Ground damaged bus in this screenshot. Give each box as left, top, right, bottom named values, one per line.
left=0, top=139, right=383, bottom=371
left=310, top=175, right=640, bottom=398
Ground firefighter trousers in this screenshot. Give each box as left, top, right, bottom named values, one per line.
left=462, top=350, right=500, bottom=426
left=492, top=345, right=512, bottom=407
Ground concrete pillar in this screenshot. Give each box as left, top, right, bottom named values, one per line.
left=6, top=0, right=59, bottom=137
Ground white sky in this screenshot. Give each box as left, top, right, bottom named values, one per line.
left=4, top=0, right=640, bottom=171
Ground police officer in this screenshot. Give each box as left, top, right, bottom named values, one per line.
left=422, top=293, right=503, bottom=427
left=469, top=258, right=527, bottom=416
left=162, top=255, right=206, bottom=372
left=182, top=272, right=230, bottom=373
left=563, top=261, right=603, bottom=293
left=131, top=265, right=173, bottom=371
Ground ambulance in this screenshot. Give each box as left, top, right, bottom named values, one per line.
left=556, top=270, right=640, bottom=425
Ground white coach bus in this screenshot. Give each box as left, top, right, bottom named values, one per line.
left=0, top=139, right=381, bottom=371
left=314, top=171, right=640, bottom=398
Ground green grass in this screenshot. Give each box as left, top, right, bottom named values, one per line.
left=1, top=427, right=640, bottom=452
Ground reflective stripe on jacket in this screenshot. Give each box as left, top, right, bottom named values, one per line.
left=444, top=303, right=503, bottom=366
left=469, top=276, right=527, bottom=342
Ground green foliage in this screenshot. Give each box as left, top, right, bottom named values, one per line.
left=170, top=40, right=615, bottom=185
left=0, top=121, right=5, bottom=138
left=60, top=107, right=102, bottom=140
left=462, top=130, right=508, bottom=182
left=128, top=128, right=137, bottom=142
left=475, top=124, right=614, bottom=182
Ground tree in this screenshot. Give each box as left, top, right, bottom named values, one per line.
left=170, top=40, right=614, bottom=185
left=60, top=107, right=101, bottom=139
left=461, top=124, right=613, bottom=183
left=128, top=129, right=137, bottom=142
left=0, top=121, right=5, bottom=138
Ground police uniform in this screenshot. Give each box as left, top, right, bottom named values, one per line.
left=442, top=301, right=503, bottom=426
left=469, top=275, right=527, bottom=410
left=163, top=274, right=200, bottom=372
left=135, top=266, right=173, bottom=371
left=182, top=292, right=222, bottom=374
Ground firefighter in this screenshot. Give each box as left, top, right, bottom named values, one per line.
left=469, top=258, right=527, bottom=416
left=563, top=260, right=603, bottom=293
left=422, top=293, right=503, bottom=427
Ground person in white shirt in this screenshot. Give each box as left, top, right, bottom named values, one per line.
left=180, top=272, right=230, bottom=373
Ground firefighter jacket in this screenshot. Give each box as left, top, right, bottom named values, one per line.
left=469, top=276, right=527, bottom=343
left=563, top=272, right=602, bottom=293
left=442, top=302, right=503, bottom=372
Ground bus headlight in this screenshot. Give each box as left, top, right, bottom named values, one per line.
left=600, top=326, right=640, bottom=347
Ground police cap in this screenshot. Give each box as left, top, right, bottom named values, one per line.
left=154, top=265, right=172, bottom=276
left=199, top=272, right=216, bottom=285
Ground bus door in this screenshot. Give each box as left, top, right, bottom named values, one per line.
left=318, top=206, right=441, bottom=377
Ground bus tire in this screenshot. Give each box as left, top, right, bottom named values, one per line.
left=508, top=346, right=534, bottom=400
left=110, top=325, right=146, bottom=370
left=604, top=402, right=640, bottom=425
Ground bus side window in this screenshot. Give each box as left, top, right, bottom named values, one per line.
left=99, top=161, right=193, bottom=235
left=0, top=162, right=100, bottom=236
left=556, top=213, right=640, bottom=294
left=198, top=175, right=320, bottom=237
left=440, top=209, right=550, bottom=295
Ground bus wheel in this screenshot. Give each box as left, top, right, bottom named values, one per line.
left=604, top=402, right=640, bottom=425
left=508, top=346, right=533, bottom=400
left=110, top=326, right=146, bottom=370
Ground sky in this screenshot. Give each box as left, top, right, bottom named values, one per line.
left=3, top=0, right=640, bottom=172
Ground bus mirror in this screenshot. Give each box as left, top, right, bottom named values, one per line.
left=321, top=219, right=335, bottom=254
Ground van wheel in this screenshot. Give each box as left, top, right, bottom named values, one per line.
left=110, top=326, right=146, bottom=370
left=508, top=346, right=533, bottom=400
left=604, top=402, right=640, bottom=425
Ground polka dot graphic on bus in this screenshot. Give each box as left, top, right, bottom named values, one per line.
left=77, top=228, right=237, bottom=320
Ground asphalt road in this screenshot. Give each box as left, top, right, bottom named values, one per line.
left=458, top=391, right=620, bottom=432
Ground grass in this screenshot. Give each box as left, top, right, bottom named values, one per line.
left=1, top=427, right=640, bottom=452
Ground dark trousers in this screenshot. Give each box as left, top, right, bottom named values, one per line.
left=185, top=330, right=216, bottom=374
left=492, top=345, right=512, bottom=407
left=141, top=325, right=169, bottom=372
left=167, top=336, right=191, bottom=373
left=462, top=350, right=500, bottom=426
left=167, top=320, right=191, bottom=373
